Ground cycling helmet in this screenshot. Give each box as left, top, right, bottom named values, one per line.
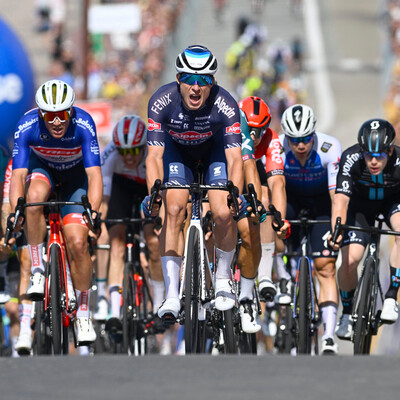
left=239, top=96, right=271, bottom=128
left=357, top=118, right=395, bottom=153
left=112, top=115, right=147, bottom=148
left=175, top=45, right=218, bottom=75
left=281, top=104, right=316, bottom=138
left=35, top=79, right=75, bottom=112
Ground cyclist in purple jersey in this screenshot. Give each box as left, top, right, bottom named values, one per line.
left=329, top=119, right=400, bottom=340
left=144, top=45, right=243, bottom=323
left=9, top=80, right=103, bottom=346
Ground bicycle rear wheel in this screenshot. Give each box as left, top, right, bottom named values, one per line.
left=353, top=257, right=373, bottom=355
left=184, top=227, right=201, bottom=354
left=122, top=263, right=135, bottom=354
left=297, top=257, right=312, bottom=354
left=222, top=309, right=237, bottom=354
left=133, top=271, right=148, bottom=356
left=49, top=245, right=62, bottom=355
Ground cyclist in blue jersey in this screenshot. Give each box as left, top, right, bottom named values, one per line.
left=143, top=45, right=243, bottom=324
left=279, top=104, right=342, bottom=354
left=329, top=119, right=400, bottom=339
left=9, top=79, right=103, bottom=346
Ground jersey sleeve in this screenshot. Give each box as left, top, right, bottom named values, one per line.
left=12, top=114, right=36, bottom=170
left=324, top=137, right=342, bottom=191
left=219, top=93, right=241, bottom=150
left=255, top=129, right=284, bottom=177
left=240, top=109, right=255, bottom=161
left=78, top=112, right=101, bottom=168
left=335, top=146, right=360, bottom=197
left=3, top=159, right=12, bottom=202
left=101, top=143, right=117, bottom=197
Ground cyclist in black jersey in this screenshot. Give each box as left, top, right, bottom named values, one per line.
left=329, top=118, right=400, bottom=340
left=143, top=45, right=243, bottom=323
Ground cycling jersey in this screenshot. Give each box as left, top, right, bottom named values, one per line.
left=279, top=132, right=341, bottom=196
left=147, top=82, right=241, bottom=149
left=240, top=109, right=284, bottom=179
left=336, top=144, right=400, bottom=200
left=12, top=107, right=100, bottom=171
left=100, top=142, right=146, bottom=197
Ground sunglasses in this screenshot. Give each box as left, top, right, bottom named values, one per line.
left=288, top=134, right=314, bottom=145
left=363, top=151, right=388, bottom=161
left=179, top=73, right=213, bottom=86
left=117, top=147, right=143, bottom=156
left=40, top=109, right=71, bottom=123
left=250, top=127, right=266, bottom=139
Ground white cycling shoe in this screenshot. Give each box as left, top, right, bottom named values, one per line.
left=215, top=279, right=235, bottom=311
left=239, top=300, right=261, bottom=334
left=93, top=297, right=109, bottom=321
left=15, top=333, right=32, bottom=356
left=158, top=298, right=180, bottom=319
left=75, top=317, right=96, bottom=345
left=27, top=273, right=45, bottom=300
left=381, top=298, right=399, bottom=323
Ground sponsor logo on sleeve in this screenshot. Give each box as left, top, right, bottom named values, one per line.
left=150, top=93, right=172, bottom=114
left=148, top=118, right=161, bottom=131
left=226, top=122, right=241, bottom=134
left=321, top=142, right=332, bottom=153
left=214, top=96, right=236, bottom=118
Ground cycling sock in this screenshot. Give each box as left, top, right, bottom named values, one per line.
left=215, top=248, right=235, bottom=279
left=239, top=276, right=254, bottom=302
left=96, top=278, right=107, bottom=300
left=258, top=242, right=275, bottom=280
left=76, top=289, right=90, bottom=319
left=273, top=252, right=291, bottom=280
left=109, top=285, right=121, bottom=318
left=161, top=256, right=181, bottom=299
left=28, top=243, right=45, bottom=274
left=149, top=278, right=165, bottom=313
left=385, top=266, right=400, bottom=299
left=320, top=301, right=338, bottom=340
left=339, top=289, right=355, bottom=314
left=65, top=259, right=74, bottom=299
left=18, top=303, right=32, bottom=336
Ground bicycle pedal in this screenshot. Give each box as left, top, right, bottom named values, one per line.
left=161, top=313, right=177, bottom=327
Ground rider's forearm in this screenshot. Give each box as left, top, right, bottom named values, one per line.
left=331, top=192, right=349, bottom=229
left=86, top=166, right=103, bottom=212
left=145, top=153, right=164, bottom=194
left=226, top=149, right=244, bottom=194
left=244, top=159, right=262, bottom=200
left=269, top=175, right=287, bottom=219
left=9, top=169, right=27, bottom=212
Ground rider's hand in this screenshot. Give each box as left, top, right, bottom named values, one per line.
left=274, top=219, right=291, bottom=239
left=327, top=232, right=342, bottom=251
left=228, top=194, right=250, bottom=221
left=0, top=236, right=15, bottom=255
left=7, top=213, right=24, bottom=233
left=142, top=194, right=162, bottom=218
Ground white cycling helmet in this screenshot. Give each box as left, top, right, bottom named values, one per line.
left=175, top=45, right=218, bottom=75
left=281, top=104, right=316, bottom=138
left=35, top=79, right=75, bottom=112
left=112, top=115, right=147, bottom=149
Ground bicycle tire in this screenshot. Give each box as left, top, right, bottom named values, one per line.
left=222, top=309, right=237, bottom=354
left=33, top=300, right=47, bottom=355
left=133, top=271, right=147, bottom=356
left=297, top=257, right=312, bottom=354
left=122, top=264, right=135, bottom=354
left=353, top=257, right=373, bottom=355
left=49, top=245, right=62, bottom=355
left=239, top=332, right=257, bottom=354
left=184, top=227, right=201, bottom=354
left=276, top=304, right=294, bottom=354
left=0, top=309, right=5, bottom=356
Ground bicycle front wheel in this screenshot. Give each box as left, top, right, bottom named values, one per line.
left=297, top=257, right=312, bottom=354
left=49, top=245, right=62, bottom=355
left=353, top=257, right=373, bottom=355
left=122, top=263, right=135, bottom=354
left=222, top=309, right=237, bottom=354
left=184, top=227, right=201, bottom=354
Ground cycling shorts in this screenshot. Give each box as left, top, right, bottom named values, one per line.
left=162, top=133, right=228, bottom=185
left=342, top=194, right=400, bottom=247
left=286, top=191, right=337, bottom=259
left=27, top=153, right=88, bottom=220
left=106, top=174, right=147, bottom=229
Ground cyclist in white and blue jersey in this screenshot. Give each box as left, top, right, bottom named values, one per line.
left=9, top=79, right=103, bottom=346
left=279, top=104, right=342, bottom=354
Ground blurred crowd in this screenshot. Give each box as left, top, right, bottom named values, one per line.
left=35, top=0, right=184, bottom=145
left=384, top=0, right=400, bottom=142
left=224, top=16, right=307, bottom=133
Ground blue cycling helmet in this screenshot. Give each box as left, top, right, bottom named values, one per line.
left=175, top=45, right=218, bottom=75
left=357, top=118, right=395, bottom=153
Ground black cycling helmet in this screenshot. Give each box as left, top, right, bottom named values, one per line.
left=175, top=45, right=218, bottom=75
left=357, top=118, right=396, bottom=154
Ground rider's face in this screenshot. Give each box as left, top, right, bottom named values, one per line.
left=40, top=109, right=71, bottom=139
left=287, top=135, right=314, bottom=160
left=363, top=148, right=392, bottom=175
left=119, top=148, right=144, bottom=169
left=177, top=74, right=213, bottom=111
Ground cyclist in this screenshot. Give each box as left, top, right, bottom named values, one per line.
left=0, top=159, right=33, bottom=355
left=144, top=45, right=243, bottom=324
left=329, top=119, right=400, bottom=340
left=9, top=79, right=103, bottom=345
left=95, top=115, right=164, bottom=334
left=237, top=96, right=289, bottom=333
left=279, top=104, right=342, bottom=354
